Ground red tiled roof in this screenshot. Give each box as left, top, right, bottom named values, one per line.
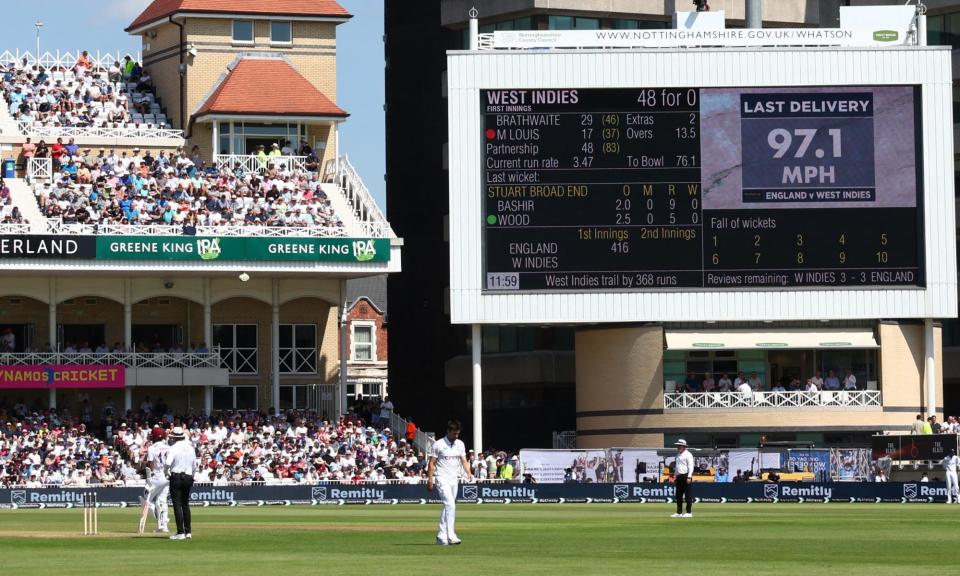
left=194, top=58, right=348, bottom=118
left=127, top=0, right=351, bottom=32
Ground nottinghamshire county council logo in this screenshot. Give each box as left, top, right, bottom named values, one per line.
left=311, top=487, right=328, bottom=501
left=462, top=485, right=478, bottom=500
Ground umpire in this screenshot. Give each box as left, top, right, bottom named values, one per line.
left=164, top=426, right=197, bottom=540
left=671, top=439, right=695, bottom=518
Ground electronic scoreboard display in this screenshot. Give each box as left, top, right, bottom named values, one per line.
left=481, top=86, right=924, bottom=292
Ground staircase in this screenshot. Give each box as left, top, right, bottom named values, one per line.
left=6, top=178, right=47, bottom=233
left=0, top=94, right=19, bottom=136
left=321, top=182, right=366, bottom=236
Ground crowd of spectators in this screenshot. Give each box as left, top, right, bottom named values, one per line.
left=1, top=394, right=520, bottom=488
left=0, top=178, right=26, bottom=224
left=0, top=407, right=135, bottom=488
left=674, top=368, right=862, bottom=394
left=34, top=145, right=342, bottom=229
left=2, top=52, right=169, bottom=130
left=113, top=409, right=428, bottom=485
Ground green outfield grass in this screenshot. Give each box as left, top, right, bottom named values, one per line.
left=0, top=504, right=954, bottom=575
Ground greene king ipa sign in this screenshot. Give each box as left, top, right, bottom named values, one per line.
left=96, top=237, right=390, bottom=262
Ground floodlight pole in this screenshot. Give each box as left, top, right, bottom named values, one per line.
left=35, top=21, right=43, bottom=60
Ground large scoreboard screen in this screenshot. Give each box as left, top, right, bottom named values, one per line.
left=481, top=86, right=923, bottom=292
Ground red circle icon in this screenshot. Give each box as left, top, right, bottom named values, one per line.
left=485, top=129, right=496, bottom=140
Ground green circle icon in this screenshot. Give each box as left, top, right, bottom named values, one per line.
left=486, top=215, right=497, bottom=225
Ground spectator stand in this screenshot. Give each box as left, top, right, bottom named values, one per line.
left=0, top=49, right=184, bottom=143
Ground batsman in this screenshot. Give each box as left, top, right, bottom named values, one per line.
left=138, top=426, right=170, bottom=534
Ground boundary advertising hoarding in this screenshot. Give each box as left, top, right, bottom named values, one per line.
left=0, top=482, right=951, bottom=508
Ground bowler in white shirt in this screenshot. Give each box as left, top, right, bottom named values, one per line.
left=426, top=419, right=474, bottom=545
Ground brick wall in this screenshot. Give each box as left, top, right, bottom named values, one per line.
left=346, top=297, right=388, bottom=362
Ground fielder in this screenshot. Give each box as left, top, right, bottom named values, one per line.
left=139, top=427, right=170, bottom=534
left=944, top=448, right=959, bottom=504
left=426, top=419, right=473, bottom=545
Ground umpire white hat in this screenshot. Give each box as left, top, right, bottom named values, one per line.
left=170, top=426, right=185, bottom=439
left=674, top=439, right=688, bottom=447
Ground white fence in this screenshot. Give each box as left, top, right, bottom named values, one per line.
left=0, top=49, right=141, bottom=71
left=38, top=221, right=355, bottom=238
left=26, top=157, right=52, bottom=181
left=215, top=154, right=308, bottom=174
left=387, top=411, right=436, bottom=453
left=664, top=390, right=883, bottom=409
left=17, top=123, right=183, bottom=140
left=0, top=351, right=221, bottom=369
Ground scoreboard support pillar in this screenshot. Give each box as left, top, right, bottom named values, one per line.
left=925, top=318, right=936, bottom=417
left=472, top=323, right=483, bottom=454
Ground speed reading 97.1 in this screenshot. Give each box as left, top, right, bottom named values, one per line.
left=481, top=86, right=923, bottom=292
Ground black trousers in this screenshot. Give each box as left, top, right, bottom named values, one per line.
left=675, top=474, right=693, bottom=514
left=169, top=473, right=194, bottom=534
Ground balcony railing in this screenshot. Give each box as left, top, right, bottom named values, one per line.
left=215, top=154, right=307, bottom=174
left=664, top=390, right=882, bottom=409
left=0, top=351, right=221, bottom=369
left=16, top=122, right=183, bottom=140
left=27, top=157, right=53, bottom=181
left=43, top=221, right=353, bottom=238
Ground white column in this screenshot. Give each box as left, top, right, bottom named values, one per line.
left=472, top=323, right=483, bottom=455
left=339, top=279, right=348, bottom=417
left=48, top=278, right=56, bottom=351
left=212, top=121, right=219, bottom=156
left=124, top=387, right=132, bottom=412
left=48, top=388, right=56, bottom=410
left=48, top=303, right=56, bottom=351
left=203, top=279, right=212, bottom=348
left=334, top=124, right=340, bottom=173
left=124, top=278, right=132, bottom=350
left=124, top=303, right=132, bottom=351
left=204, top=386, right=213, bottom=415
left=925, top=319, right=936, bottom=418
left=918, top=13, right=927, bottom=46
left=271, top=279, right=280, bottom=416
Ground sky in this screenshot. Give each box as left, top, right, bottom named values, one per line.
left=3, top=0, right=387, bottom=207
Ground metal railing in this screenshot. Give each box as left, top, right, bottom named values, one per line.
left=215, top=154, right=308, bottom=174
left=16, top=122, right=183, bottom=140
left=0, top=350, right=221, bottom=369
left=387, top=411, right=436, bottom=454
left=0, top=49, right=142, bottom=71
left=664, top=390, right=883, bottom=410
left=26, top=157, right=52, bottom=181
left=552, top=431, right=577, bottom=449
left=333, top=155, right=393, bottom=238
left=41, top=221, right=353, bottom=238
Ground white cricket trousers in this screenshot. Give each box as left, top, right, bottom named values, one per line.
left=436, top=480, right=458, bottom=542
left=947, top=471, right=959, bottom=503
left=148, top=474, right=170, bottom=530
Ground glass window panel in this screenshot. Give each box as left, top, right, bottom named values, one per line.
left=212, top=325, right=233, bottom=347
left=295, top=325, right=316, bottom=347
left=235, top=325, right=258, bottom=347
left=271, top=21, right=292, bottom=43
left=355, top=346, right=372, bottom=361
left=482, top=325, right=499, bottom=353
left=612, top=19, right=639, bottom=29
left=354, top=326, right=372, bottom=344
left=279, top=386, right=294, bottom=410
left=212, top=387, right=233, bottom=410
left=279, top=325, right=293, bottom=348
left=499, top=327, right=518, bottom=353
left=548, top=16, right=573, bottom=30
left=574, top=18, right=600, bottom=30
left=233, top=20, right=254, bottom=42
left=235, top=386, right=257, bottom=409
